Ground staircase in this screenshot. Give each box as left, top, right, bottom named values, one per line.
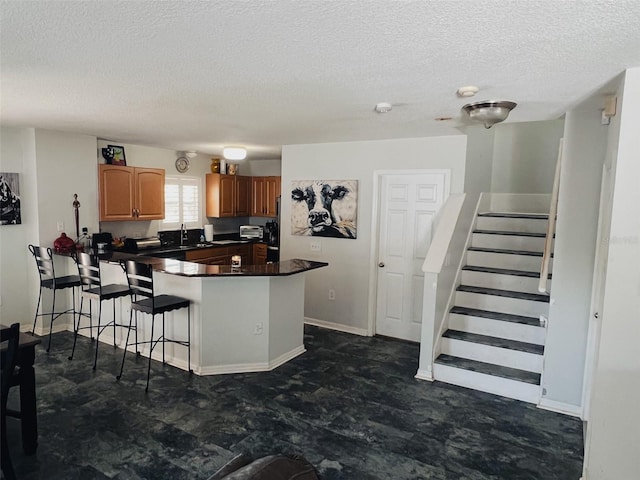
left=433, top=212, right=551, bottom=403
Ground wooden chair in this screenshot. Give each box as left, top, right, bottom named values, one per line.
left=28, top=245, right=81, bottom=352
left=117, top=260, right=191, bottom=391
left=1, top=323, right=20, bottom=480
left=69, top=252, right=131, bottom=369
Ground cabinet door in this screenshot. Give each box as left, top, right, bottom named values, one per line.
left=99, top=165, right=135, bottom=221
left=265, top=176, right=281, bottom=217
left=219, top=175, right=236, bottom=217
left=135, top=168, right=165, bottom=220
left=251, top=177, right=266, bottom=216
left=253, top=243, right=267, bottom=265
left=206, top=174, right=236, bottom=217
left=235, top=176, right=252, bottom=216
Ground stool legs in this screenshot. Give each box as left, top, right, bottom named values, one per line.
left=116, top=308, right=135, bottom=381
left=31, top=286, right=43, bottom=335
left=92, top=300, right=103, bottom=371
left=145, top=315, right=155, bottom=392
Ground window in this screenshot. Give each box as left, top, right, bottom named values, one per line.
left=162, top=176, right=201, bottom=229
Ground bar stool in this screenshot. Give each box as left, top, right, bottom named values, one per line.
left=69, top=252, right=131, bottom=369
left=117, top=260, right=191, bottom=391
left=28, top=245, right=81, bottom=352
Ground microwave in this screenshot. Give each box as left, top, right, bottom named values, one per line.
left=240, top=225, right=263, bottom=240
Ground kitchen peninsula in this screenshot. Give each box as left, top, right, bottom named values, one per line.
left=92, top=253, right=328, bottom=376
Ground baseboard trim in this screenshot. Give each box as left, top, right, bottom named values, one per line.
left=198, top=346, right=306, bottom=376
left=415, top=368, right=434, bottom=381
left=304, top=317, right=369, bottom=337
left=538, top=398, right=583, bottom=418
left=31, top=321, right=71, bottom=336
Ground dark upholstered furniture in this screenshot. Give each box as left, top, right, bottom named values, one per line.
left=207, top=454, right=319, bottom=480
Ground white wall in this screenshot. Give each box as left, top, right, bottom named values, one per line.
left=246, top=159, right=281, bottom=176
left=0, top=128, right=97, bottom=329
left=462, top=125, right=494, bottom=201
left=583, top=67, right=640, bottom=480
left=491, top=120, right=564, bottom=193
left=0, top=128, right=39, bottom=324
left=541, top=104, right=608, bottom=410
left=281, top=135, right=467, bottom=332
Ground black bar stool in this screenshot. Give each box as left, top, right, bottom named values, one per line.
left=69, top=252, right=131, bottom=369
left=117, top=260, right=191, bottom=391
left=28, top=245, right=81, bottom=352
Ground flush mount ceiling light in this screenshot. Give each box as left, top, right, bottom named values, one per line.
left=223, top=147, right=247, bottom=160
left=462, top=100, right=517, bottom=129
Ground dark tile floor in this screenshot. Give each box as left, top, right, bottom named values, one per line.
left=7, top=326, right=584, bottom=479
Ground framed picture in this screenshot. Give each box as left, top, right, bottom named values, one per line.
left=0, top=172, right=22, bottom=225
left=291, top=179, right=358, bottom=239
left=108, top=145, right=127, bottom=166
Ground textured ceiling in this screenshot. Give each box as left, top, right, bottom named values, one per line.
left=2, top=0, right=640, bottom=160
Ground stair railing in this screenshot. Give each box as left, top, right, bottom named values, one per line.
left=539, top=139, right=563, bottom=293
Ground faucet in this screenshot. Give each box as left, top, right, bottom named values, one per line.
left=180, top=223, right=188, bottom=246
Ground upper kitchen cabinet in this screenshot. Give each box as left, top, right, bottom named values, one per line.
left=206, top=174, right=252, bottom=217
left=99, top=165, right=165, bottom=221
left=251, top=176, right=281, bottom=217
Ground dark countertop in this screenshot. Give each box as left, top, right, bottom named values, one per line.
left=103, top=251, right=327, bottom=277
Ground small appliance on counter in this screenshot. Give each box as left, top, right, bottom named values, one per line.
left=264, top=220, right=280, bottom=262
left=124, top=237, right=161, bottom=252
left=239, top=225, right=263, bottom=240
left=92, top=232, right=114, bottom=251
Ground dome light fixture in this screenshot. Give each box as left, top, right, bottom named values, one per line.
left=462, top=100, right=517, bottom=129
left=223, top=147, right=247, bottom=160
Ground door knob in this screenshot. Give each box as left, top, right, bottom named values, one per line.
left=378, top=262, right=385, bottom=268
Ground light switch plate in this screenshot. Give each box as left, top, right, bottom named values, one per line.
left=57, top=221, right=64, bottom=232
left=310, top=241, right=321, bottom=251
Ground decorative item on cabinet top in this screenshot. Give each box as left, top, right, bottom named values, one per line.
left=102, top=145, right=126, bottom=165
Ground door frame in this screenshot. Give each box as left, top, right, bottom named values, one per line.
left=367, top=169, right=452, bottom=337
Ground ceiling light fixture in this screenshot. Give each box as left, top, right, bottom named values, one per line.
left=462, top=100, right=517, bottom=129
left=223, top=147, right=247, bottom=160
left=375, top=102, right=393, bottom=113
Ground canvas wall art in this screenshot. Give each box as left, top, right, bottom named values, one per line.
left=291, top=179, right=358, bottom=239
left=0, top=172, right=21, bottom=225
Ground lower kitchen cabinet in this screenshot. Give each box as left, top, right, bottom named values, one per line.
left=253, top=243, right=267, bottom=265
left=185, top=244, right=251, bottom=265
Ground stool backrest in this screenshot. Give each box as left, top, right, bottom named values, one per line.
left=124, top=260, right=154, bottom=299
left=28, top=244, right=56, bottom=284
left=75, top=252, right=102, bottom=290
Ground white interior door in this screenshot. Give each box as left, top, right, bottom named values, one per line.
left=375, top=172, right=449, bottom=341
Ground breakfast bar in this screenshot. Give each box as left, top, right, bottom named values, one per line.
left=91, top=254, right=328, bottom=376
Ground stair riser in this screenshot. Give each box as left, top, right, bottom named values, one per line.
left=433, top=363, right=540, bottom=404
left=455, top=291, right=549, bottom=318
left=441, top=338, right=543, bottom=373
left=449, top=314, right=546, bottom=345
left=476, top=216, right=549, bottom=234
left=467, top=250, right=553, bottom=272
left=461, top=270, right=550, bottom=294
left=472, top=233, right=549, bottom=252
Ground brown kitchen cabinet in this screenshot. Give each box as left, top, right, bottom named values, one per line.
left=251, top=176, right=281, bottom=217
left=99, top=164, right=165, bottom=221
left=206, top=174, right=252, bottom=217
left=253, top=243, right=267, bottom=265
left=185, top=244, right=251, bottom=265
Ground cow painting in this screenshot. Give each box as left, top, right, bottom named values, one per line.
left=0, top=173, right=21, bottom=225
left=291, top=180, right=357, bottom=239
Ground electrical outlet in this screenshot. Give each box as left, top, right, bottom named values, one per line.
left=57, top=221, right=64, bottom=232
left=254, top=322, right=263, bottom=335
left=310, top=241, right=321, bottom=252
left=328, top=289, right=335, bottom=300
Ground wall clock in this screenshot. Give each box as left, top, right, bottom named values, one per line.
left=175, top=156, right=190, bottom=173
